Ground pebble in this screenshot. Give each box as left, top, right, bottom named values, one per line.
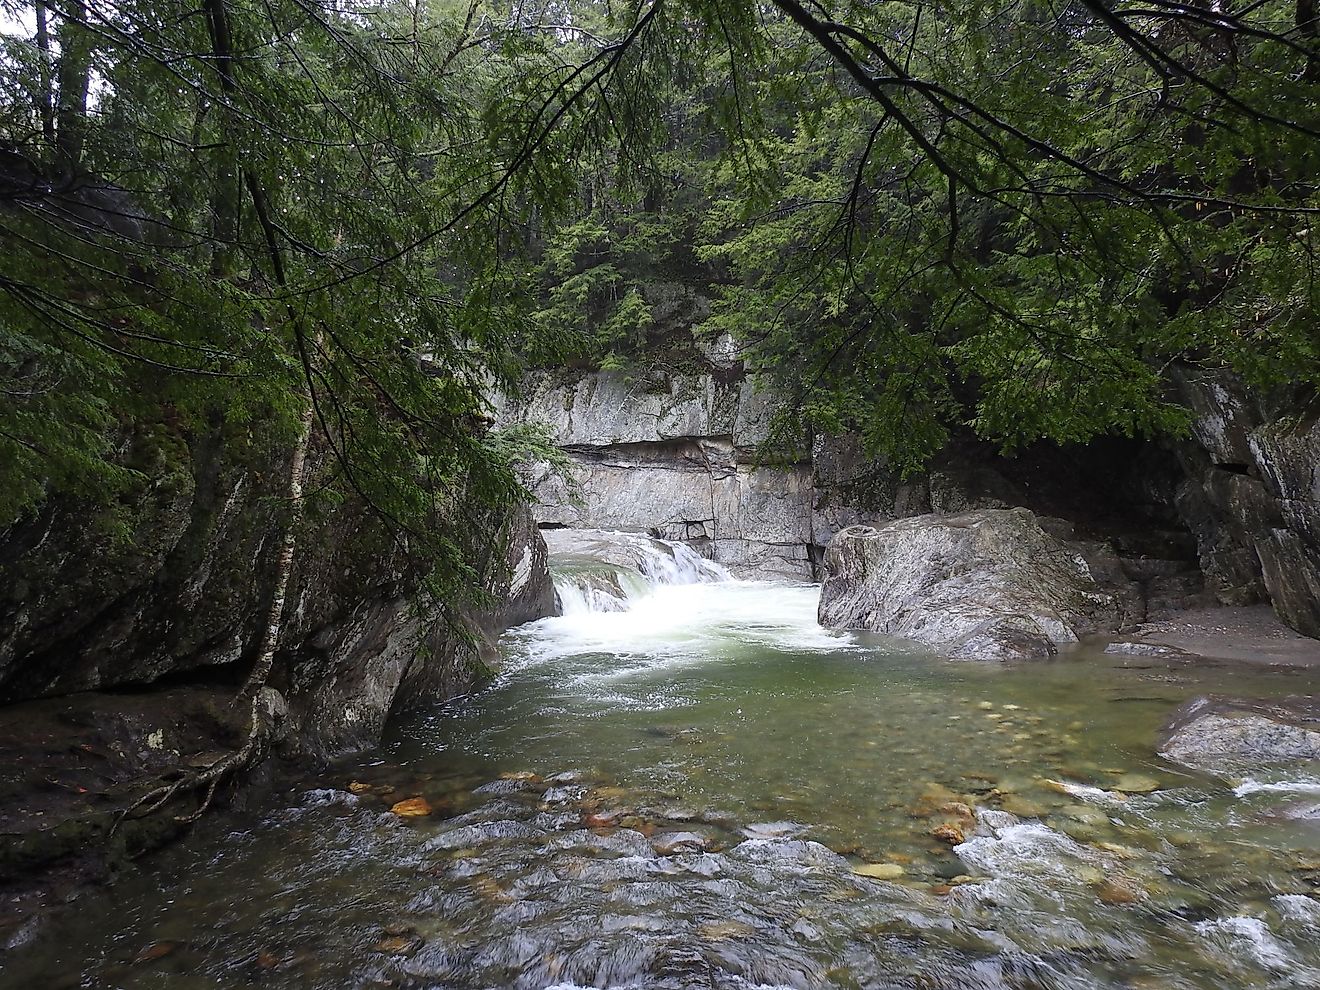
left=931, top=823, right=964, bottom=844
left=1094, top=875, right=1147, bottom=905
left=698, top=919, right=755, bottom=940
left=650, top=831, right=708, bottom=855
left=131, top=942, right=178, bottom=965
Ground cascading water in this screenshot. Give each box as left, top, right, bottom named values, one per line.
left=543, top=528, right=732, bottom=615
left=509, top=528, right=851, bottom=667
left=6, top=528, right=1320, bottom=990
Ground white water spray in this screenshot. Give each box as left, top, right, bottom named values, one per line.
left=505, top=528, right=856, bottom=667
left=544, top=528, right=731, bottom=615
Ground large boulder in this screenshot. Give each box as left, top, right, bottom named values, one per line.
left=817, top=508, right=1140, bottom=660
left=1158, top=696, right=1320, bottom=774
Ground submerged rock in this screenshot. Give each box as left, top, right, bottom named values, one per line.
left=817, top=509, right=1139, bottom=660
left=390, top=797, right=434, bottom=818
left=1158, top=696, right=1320, bottom=774
left=931, top=823, right=966, bottom=845
left=1112, top=774, right=1161, bottom=794
left=1093, top=874, right=1147, bottom=905
left=852, top=862, right=905, bottom=880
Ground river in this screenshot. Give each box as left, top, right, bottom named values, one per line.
left=7, top=531, right=1320, bottom=989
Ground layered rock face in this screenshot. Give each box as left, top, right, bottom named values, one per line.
left=1170, top=369, right=1320, bottom=637
left=0, top=424, right=555, bottom=755
left=817, top=509, right=1141, bottom=660
left=495, top=369, right=1080, bottom=581
left=502, top=359, right=1319, bottom=639
left=497, top=371, right=819, bottom=579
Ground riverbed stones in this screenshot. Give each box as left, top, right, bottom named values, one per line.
left=852, top=862, right=904, bottom=880
left=1094, top=874, right=1147, bottom=906
left=817, top=509, right=1140, bottom=660
left=931, top=823, right=965, bottom=845
left=650, top=831, right=709, bottom=855
left=1112, top=774, right=1161, bottom=794
left=1158, top=696, right=1320, bottom=774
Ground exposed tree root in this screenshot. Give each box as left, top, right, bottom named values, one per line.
left=113, top=691, right=278, bottom=830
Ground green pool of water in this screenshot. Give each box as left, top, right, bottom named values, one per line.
left=6, top=571, right=1319, bottom=990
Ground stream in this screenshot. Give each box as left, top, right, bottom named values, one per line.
left=6, top=530, right=1320, bottom=989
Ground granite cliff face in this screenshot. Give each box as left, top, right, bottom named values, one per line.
left=495, top=367, right=1070, bottom=581
left=0, top=419, right=556, bottom=921
left=496, top=370, right=816, bottom=579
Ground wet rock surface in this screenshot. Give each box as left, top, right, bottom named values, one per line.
left=817, top=509, right=1140, bottom=660
left=1111, top=605, right=1320, bottom=667
left=0, top=431, right=555, bottom=943
left=0, top=423, right=555, bottom=754
left=0, top=686, right=260, bottom=949
left=1158, top=695, right=1320, bottom=774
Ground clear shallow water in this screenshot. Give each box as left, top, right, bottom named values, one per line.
left=7, top=536, right=1320, bottom=989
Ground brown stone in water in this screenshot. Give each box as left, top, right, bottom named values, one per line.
left=132, top=942, right=178, bottom=964
left=938, top=801, right=976, bottom=824
left=651, top=831, right=709, bottom=855
left=698, top=919, right=756, bottom=940
left=371, top=934, right=423, bottom=955
left=1094, top=875, right=1146, bottom=905
left=584, top=810, right=624, bottom=829
left=389, top=796, right=432, bottom=817
left=931, top=823, right=965, bottom=844
left=348, top=781, right=373, bottom=795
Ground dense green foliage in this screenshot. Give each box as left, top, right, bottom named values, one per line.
left=0, top=0, right=610, bottom=589
left=527, top=0, right=1320, bottom=468
left=3, top=0, right=1318, bottom=552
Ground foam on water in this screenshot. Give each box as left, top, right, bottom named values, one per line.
left=516, top=581, right=857, bottom=663
left=509, top=530, right=858, bottom=669
left=1193, top=916, right=1294, bottom=971
left=1233, top=777, right=1320, bottom=797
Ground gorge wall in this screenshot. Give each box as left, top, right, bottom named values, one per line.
left=0, top=421, right=556, bottom=755
left=499, top=352, right=1320, bottom=638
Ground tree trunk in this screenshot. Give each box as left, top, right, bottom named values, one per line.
left=238, top=390, right=315, bottom=703
left=204, top=0, right=242, bottom=275
left=35, top=2, right=55, bottom=144
left=54, top=0, right=92, bottom=170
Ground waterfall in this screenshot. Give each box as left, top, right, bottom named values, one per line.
left=542, top=529, right=731, bottom=615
